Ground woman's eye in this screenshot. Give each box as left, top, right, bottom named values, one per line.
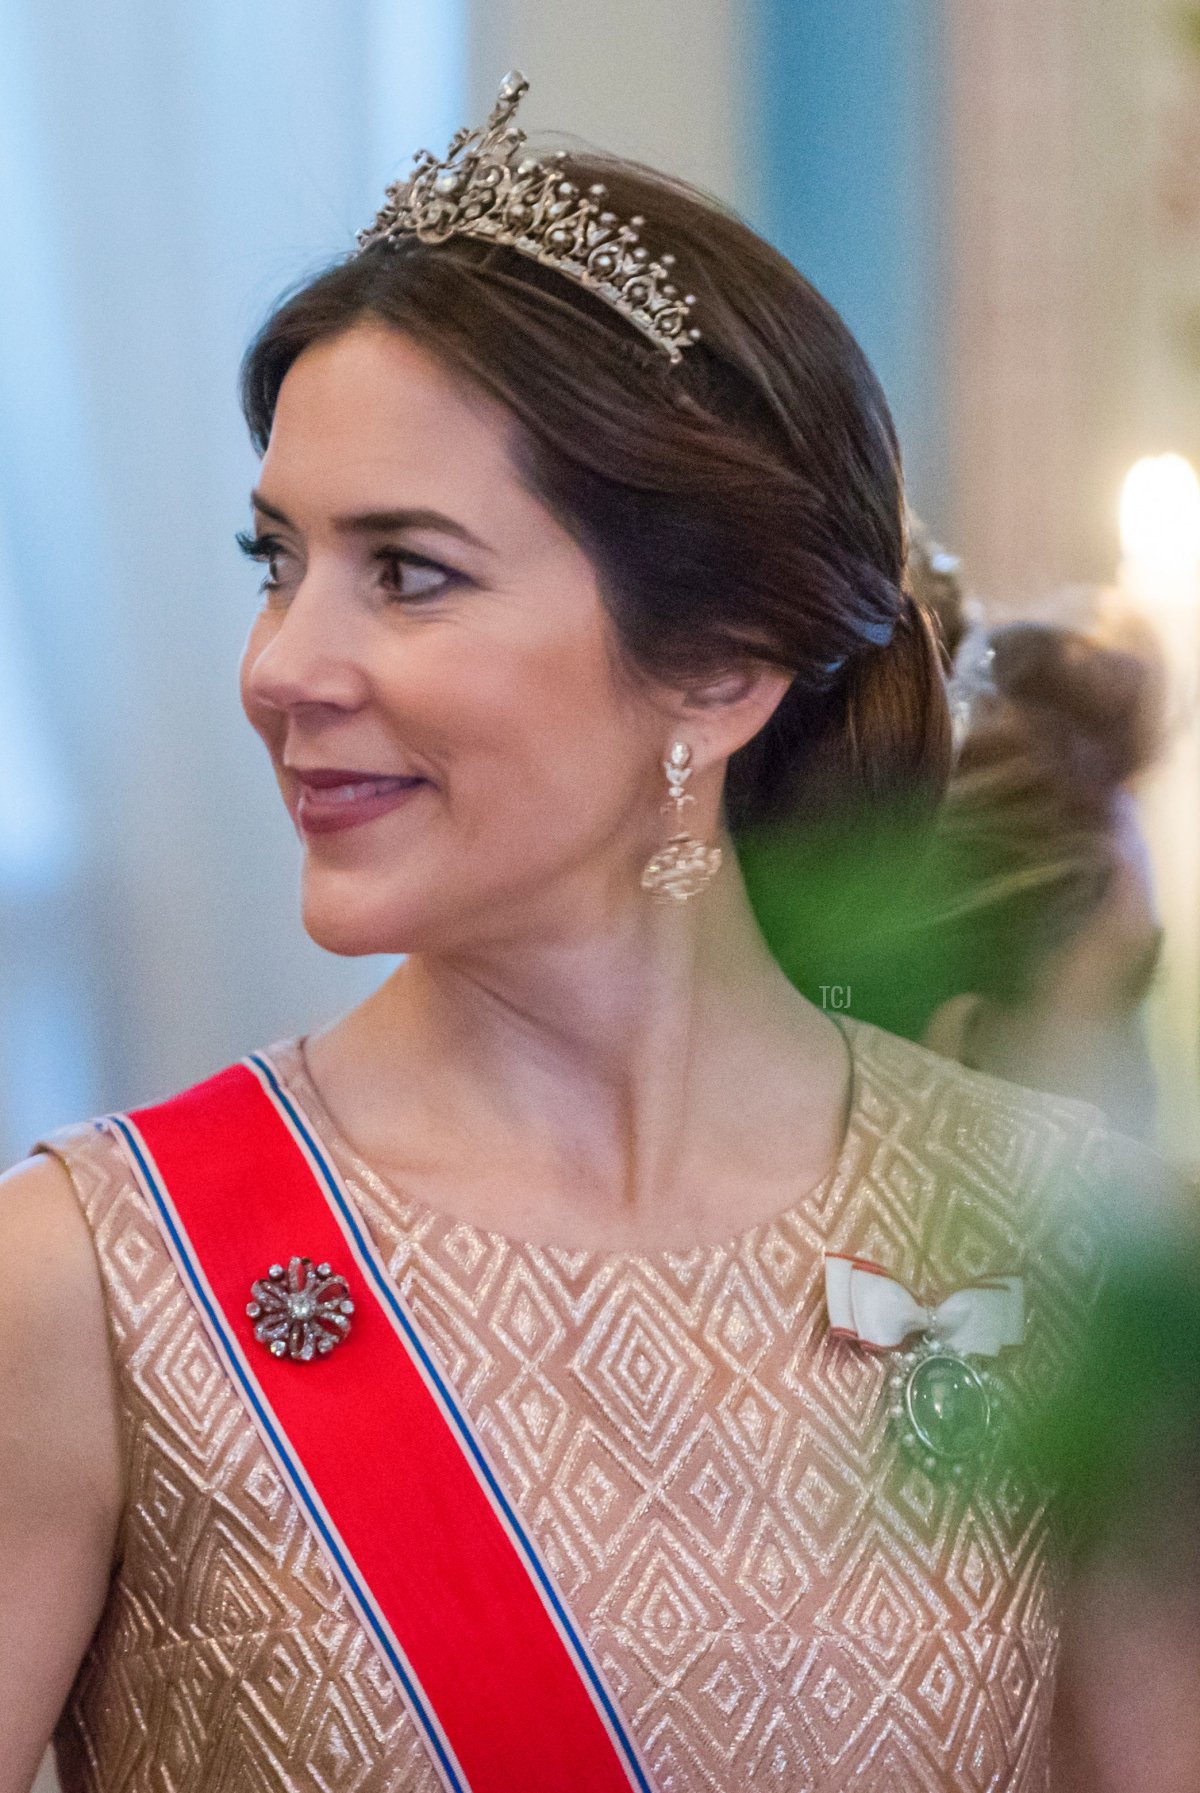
left=376, top=552, right=458, bottom=601
left=235, top=532, right=458, bottom=604
left=236, top=530, right=294, bottom=594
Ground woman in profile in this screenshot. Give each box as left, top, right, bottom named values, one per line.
left=917, top=621, right=1163, bottom=1138
left=0, top=74, right=1163, bottom=1793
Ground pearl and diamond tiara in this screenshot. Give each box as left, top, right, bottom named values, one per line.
left=357, top=70, right=701, bottom=364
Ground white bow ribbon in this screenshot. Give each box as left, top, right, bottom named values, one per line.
left=824, top=1254, right=1024, bottom=1357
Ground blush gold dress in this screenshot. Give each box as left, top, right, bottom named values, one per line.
left=41, top=1019, right=1123, bottom=1791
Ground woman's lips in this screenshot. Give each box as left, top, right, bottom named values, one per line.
left=291, top=772, right=428, bottom=835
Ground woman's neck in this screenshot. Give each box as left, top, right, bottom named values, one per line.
left=305, top=856, right=849, bottom=1246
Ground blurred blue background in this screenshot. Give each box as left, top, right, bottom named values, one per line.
left=0, top=0, right=950, bottom=1160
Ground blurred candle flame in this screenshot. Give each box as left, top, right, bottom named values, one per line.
left=1119, top=453, right=1200, bottom=581
left=1117, top=454, right=1200, bottom=1164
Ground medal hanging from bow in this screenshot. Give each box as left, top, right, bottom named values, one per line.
left=825, top=1254, right=1025, bottom=1477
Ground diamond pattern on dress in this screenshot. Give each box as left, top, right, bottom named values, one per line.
left=908, top=1631, right=974, bottom=1749
left=554, top=1419, right=652, bottom=1565
left=738, top=1510, right=811, bottom=1624
left=944, top=1511, right=1009, bottom=1627
left=490, top=1257, right=568, bottom=1361
left=777, top=1424, right=871, bottom=1576
left=839, top=1713, right=944, bottom=1790
left=818, top=1526, right=948, bottom=1667
left=718, top=1379, right=788, bottom=1474
left=306, top=1686, right=378, bottom=1793
left=754, top=1225, right=805, bottom=1298
left=702, top=1265, right=773, bottom=1375
left=599, top=1526, right=733, bottom=1681
left=495, top=1369, right=570, bottom=1478
left=660, top=1416, right=755, bottom=1569
left=745, top=1698, right=818, bottom=1790
left=574, top=1282, right=712, bottom=1458
left=189, top=1519, right=300, bottom=1638
left=41, top=1016, right=1125, bottom=1790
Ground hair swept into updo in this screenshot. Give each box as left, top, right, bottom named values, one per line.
left=241, top=152, right=952, bottom=838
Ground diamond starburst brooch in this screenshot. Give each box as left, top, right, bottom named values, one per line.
left=247, top=1256, right=355, bottom=1362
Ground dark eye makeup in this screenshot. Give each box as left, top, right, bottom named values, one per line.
left=236, top=530, right=286, bottom=589
left=235, top=530, right=463, bottom=601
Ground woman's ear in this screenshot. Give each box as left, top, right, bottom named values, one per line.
left=676, top=663, right=794, bottom=769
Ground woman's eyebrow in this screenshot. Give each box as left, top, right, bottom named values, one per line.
left=250, top=490, right=491, bottom=553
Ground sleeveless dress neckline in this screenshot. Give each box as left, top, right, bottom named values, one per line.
left=274, top=1013, right=864, bottom=1263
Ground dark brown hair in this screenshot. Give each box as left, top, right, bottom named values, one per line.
left=919, top=625, right=1165, bottom=1006
left=986, top=622, right=1163, bottom=790
left=803, top=628, right=1166, bottom=1037
left=907, top=516, right=968, bottom=670
left=241, top=153, right=952, bottom=837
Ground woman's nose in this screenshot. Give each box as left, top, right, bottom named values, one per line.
left=244, top=584, right=369, bottom=715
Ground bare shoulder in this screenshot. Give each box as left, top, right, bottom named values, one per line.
left=0, top=1150, right=122, bottom=1393
left=0, top=1146, right=122, bottom=1475
left=1, top=1147, right=108, bottom=1293
left=0, top=1152, right=123, bottom=1787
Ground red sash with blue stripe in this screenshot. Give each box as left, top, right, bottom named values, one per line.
left=108, top=1053, right=653, bottom=1793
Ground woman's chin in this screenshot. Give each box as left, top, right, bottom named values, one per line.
left=303, top=920, right=399, bottom=958
left=300, top=884, right=421, bottom=959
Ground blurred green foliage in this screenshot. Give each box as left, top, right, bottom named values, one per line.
left=1179, top=4, right=1200, bottom=56
left=1028, top=1228, right=1200, bottom=1562
left=738, top=803, right=950, bottom=1040
left=737, top=788, right=1069, bottom=1041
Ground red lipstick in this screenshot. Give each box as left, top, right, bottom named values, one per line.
left=289, top=769, right=428, bottom=835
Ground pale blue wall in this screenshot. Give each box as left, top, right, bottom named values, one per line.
left=749, top=0, right=949, bottom=522
left=0, top=1, right=464, bottom=1157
